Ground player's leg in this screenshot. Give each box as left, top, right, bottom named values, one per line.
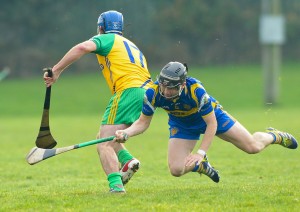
left=97, top=124, right=128, bottom=193
left=98, top=88, right=144, bottom=192
left=168, top=138, right=220, bottom=182
left=216, top=112, right=298, bottom=153
left=217, top=121, right=273, bottom=153
left=167, top=125, right=220, bottom=182
left=168, top=138, right=198, bottom=176
left=113, top=88, right=145, bottom=185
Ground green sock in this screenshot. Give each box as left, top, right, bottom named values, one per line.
left=117, top=149, right=134, bottom=166
left=107, top=172, right=123, bottom=191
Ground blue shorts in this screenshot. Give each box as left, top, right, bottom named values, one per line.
left=169, top=111, right=236, bottom=140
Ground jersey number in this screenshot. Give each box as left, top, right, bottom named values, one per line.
left=123, top=41, right=145, bottom=68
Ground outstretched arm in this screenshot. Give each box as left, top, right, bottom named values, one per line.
left=114, top=113, right=153, bottom=143
left=199, top=111, right=217, bottom=153
left=185, top=111, right=217, bottom=167
left=44, top=40, right=97, bottom=87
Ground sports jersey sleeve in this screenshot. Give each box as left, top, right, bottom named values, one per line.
left=142, top=88, right=156, bottom=116
left=90, top=34, right=115, bottom=56
left=195, top=87, right=214, bottom=117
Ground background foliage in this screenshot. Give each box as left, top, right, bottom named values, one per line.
left=1, top=0, right=300, bottom=77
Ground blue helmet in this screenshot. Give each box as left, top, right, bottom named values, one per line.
left=97, top=10, right=123, bottom=35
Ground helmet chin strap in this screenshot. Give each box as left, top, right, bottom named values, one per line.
left=178, top=85, right=184, bottom=96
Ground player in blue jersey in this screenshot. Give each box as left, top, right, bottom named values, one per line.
left=113, top=61, right=298, bottom=183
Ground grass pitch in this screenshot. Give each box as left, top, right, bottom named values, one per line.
left=0, top=64, right=299, bottom=211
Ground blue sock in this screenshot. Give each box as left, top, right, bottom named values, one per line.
left=268, top=132, right=277, bottom=144
left=192, top=163, right=200, bottom=172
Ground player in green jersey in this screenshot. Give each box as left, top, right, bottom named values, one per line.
left=44, top=10, right=152, bottom=193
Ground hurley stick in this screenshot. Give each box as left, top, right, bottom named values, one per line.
left=27, top=136, right=115, bottom=165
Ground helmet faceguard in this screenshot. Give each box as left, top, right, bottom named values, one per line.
left=97, top=10, right=123, bottom=35
left=158, top=62, right=188, bottom=99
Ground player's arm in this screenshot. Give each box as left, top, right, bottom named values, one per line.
left=114, top=113, right=153, bottom=143
left=115, top=87, right=156, bottom=143
left=197, top=91, right=217, bottom=156
left=185, top=111, right=217, bottom=167
left=200, top=111, right=217, bottom=153
left=44, top=40, right=97, bottom=87
left=185, top=88, right=217, bottom=167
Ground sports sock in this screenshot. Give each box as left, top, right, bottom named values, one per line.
left=268, top=132, right=282, bottom=144
left=117, top=149, right=134, bottom=166
left=192, top=162, right=201, bottom=172
left=107, top=172, right=123, bottom=190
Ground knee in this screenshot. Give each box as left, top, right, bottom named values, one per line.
left=169, top=165, right=184, bottom=177
left=245, top=146, right=260, bottom=154
left=243, top=133, right=262, bottom=154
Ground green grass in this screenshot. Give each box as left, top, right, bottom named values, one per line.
left=1, top=64, right=300, bottom=211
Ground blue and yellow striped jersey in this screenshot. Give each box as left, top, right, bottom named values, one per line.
left=142, top=77, right=223, bottom=129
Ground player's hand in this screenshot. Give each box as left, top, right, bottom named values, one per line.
left=185, top=153, right=204, bottom=168
left=43, top=67, right=59, bottom=87
left=114, top=130, right=129, bottom=143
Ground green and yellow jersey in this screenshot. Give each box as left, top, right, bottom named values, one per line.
left=91, top=33, right=152, bottom=94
